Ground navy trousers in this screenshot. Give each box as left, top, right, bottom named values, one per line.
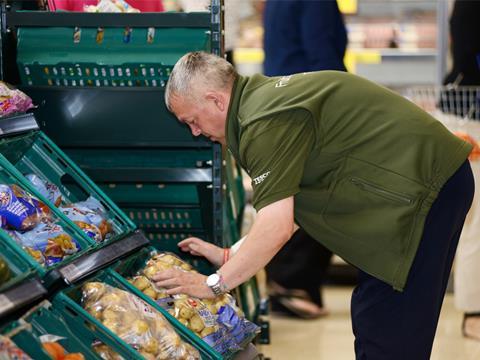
left=351, top=160, right=474, bottom=360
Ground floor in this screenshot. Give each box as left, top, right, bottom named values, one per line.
left=258, top=286, right=480, bottom=360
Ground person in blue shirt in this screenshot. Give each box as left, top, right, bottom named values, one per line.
left=263, top=0, right=348, bottom=76
left=262, top=0, right=349, bottom=319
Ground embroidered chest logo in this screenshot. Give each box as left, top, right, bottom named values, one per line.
left=253, top=171, right=271, bottom=185
left=275, top=76, right=292, bottom=88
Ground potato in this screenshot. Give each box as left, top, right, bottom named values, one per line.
left=162, top=332, right=181, bottom=347
left=122, top=312, right=136, bottom=325
left=154, top=261, right=170, bottom=271
left=153, top=318, right=168, bottom=333
left=189, top=314, right=205, bottom=333
left=178, top=306, right=194, bottom=320
left=142, top=338, right=159, bottom=355
left=100, top=293, right=122, bottom=306
left=180, top=263, right=192, bottom=271
left=132, top=320, right=149, bottom=335
left=82, top=282, right=106, bottom=300
left=206, top=304, right=218, bottom=315
left=143, top=287, right=158, bottom=299
left=87, top=306, right=103, bottom=320
left=159, top=254, right=177, bottom=265
left=156, top=351, right=169, bottom=360
left=132, top=276, right=150, bottom=291
left=155, top=291, right=169, bottom=300
left=102, top=309, right=119, bottom=321
left=102, top=319, right=119, bottom=333
left=143, top=266, right=158, bottom=279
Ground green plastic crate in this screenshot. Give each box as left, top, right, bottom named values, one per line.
left=0, top=131, right=136, bottom=241
left=111, top=248, right=257, bottom=359
left=4, top=301, right=139, bottom=359
left=17, top=16, right=211, bottom=87
left=59, top=268, right=222, bottom=359
left=1, top=321, right=52, bottom=359
left=0, top=160, right=94, bottom=275
left=66, top=147, right=223, bottom=251
left=0, top=233, right=36, bottom=292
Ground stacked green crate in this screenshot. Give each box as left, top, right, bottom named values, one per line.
left=9, top=7, right=224, bottom=264
left=0, top=155, right=95, bottom=274
left=0, top=116, right=148, bottom=279
left=0, top=131, right=136, bottom=242
left=111, top=247, right=260, bottom=358
left=3, top=302, right=139, bottom=359
left=58, top=268, right=221, bottom=359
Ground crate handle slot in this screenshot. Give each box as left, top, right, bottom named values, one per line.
left=57, top=156, right=68, bottom=168
left=99, top=200, right=111, bottom=212
left=42, top=143, right=53, bottom=154
left=114, top=215, right=127, bottom=226
left=63, top=304, right=79, bottom=318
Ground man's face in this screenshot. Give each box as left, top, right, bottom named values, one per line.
left=170, top=92, right=227, bottom=145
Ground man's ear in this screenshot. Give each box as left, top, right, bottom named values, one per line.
left=205, top=91, right=226, bottom=111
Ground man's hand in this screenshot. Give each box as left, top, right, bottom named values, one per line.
left=152, top=268, right=215, bottom=299
left=178, top=237, right=224, bottom=267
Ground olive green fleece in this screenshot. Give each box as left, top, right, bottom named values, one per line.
left=226, top=71, right=472, bottom=290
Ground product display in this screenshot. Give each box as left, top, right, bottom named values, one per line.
left=128, top=252, right=260, bottom=355
left=0, top=4, right=258, bottom=359
left=81, top=282, right=200, bottom=360
left=0, top=81, right=34, bottom=118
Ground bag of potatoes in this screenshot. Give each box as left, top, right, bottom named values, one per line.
left=128, top=252, right=260, bottom=356
left=81, top=282, right=200, bottom=360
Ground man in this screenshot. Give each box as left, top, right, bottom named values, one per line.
left=153, top=51, right=474, bottom=359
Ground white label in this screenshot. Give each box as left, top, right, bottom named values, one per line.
left=60, top=263, right=79, bottom=282
left=131, top=295, right=156, bottom=319
left=0, top=294, right=14, bottom=314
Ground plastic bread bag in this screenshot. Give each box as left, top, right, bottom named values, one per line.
left=5, top=229, right=46, bottom=265
left=24, top=173, right=113, bottom=241
left=0, top=81, right=34, bottom=117
left=81, top=282, right=200, bottom=360
left=60, top=197, right=113, bottom=241
left=130, top=252, right=260, bottom=355
left=0, top=335, right=33, bottom=360
left=73, top=196, right=113, bottom=240
left=58, top=206, right=103, bottom=242
left=10, top=221, right=81, bottom=266
left=25, top=174, right=63, bottom=207
left=0, top=184, right=49, bottom=231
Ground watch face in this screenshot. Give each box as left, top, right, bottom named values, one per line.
left=206, top=273, right=220, bottom=287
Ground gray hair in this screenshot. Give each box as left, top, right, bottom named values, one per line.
left=164, top=51, right=236, bottom=111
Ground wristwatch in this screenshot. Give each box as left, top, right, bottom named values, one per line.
left=206, top=272, right=227, bottom=296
